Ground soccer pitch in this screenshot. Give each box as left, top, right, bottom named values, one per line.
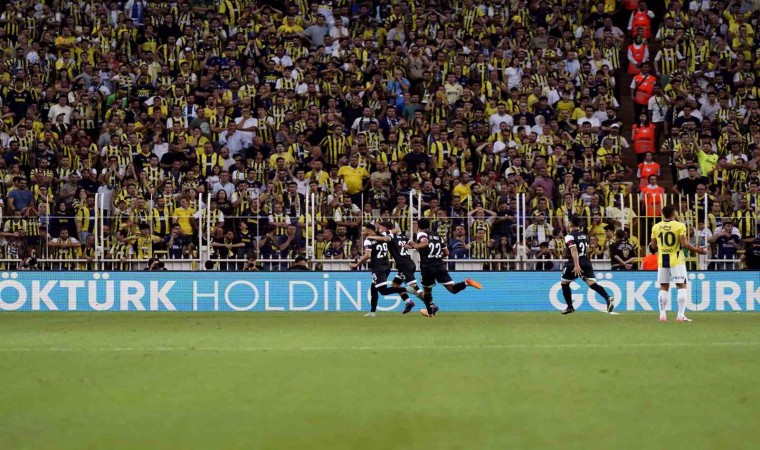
left=1, top=313, right=758, bottom=450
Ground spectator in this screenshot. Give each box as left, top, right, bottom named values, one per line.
left=709, top=221, right=743, bottom=270
left=610, top=229, right=637, bottom=270
left=741, top=239, right=760, bottom=270
left=2, top=0, right=750, bottom=272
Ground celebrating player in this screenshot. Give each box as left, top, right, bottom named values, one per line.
left=559, top=216, right=615, bottom=315
left=405, top=218, right=482, bottom=317
left=350, top=224, right=409, bottom=317
left=367, top=221, right=420, bottom=314
left=649, top=205, right=708, bottom=322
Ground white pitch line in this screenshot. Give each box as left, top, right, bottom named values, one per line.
left=0, top=342, right=759, bottom=352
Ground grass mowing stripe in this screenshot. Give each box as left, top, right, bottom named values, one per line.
left=1, top=341, right=759, bottom=352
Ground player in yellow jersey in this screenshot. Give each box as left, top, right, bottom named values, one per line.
left=649, top=205, right=707, bottom=323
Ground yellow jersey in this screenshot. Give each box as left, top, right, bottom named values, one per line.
left=651, top=220, right=687, bottom=268
left=173, top=207, right=196, bottom=235
left=337, top=165, right=369, bottom=195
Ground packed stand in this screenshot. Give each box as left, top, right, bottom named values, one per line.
left=0, top=0, right=758, bottom=271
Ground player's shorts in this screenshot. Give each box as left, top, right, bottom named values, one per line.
left=421, top=263, right=453, bottom=288
left=372, top=268, right=391, bottom=287
left=392, top=263, right=417, bottom=286
left=657, top=265, right=687, bottom=284
left=561, top=259, right=596, bottom=282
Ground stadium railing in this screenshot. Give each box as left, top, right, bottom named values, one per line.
left=4, top=192, right=752, bottom=271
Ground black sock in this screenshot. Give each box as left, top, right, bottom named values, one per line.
left=590, top=283, right=610, bottom=301
left=400, top=292, right=410, bottom=301
left=452, top=282, right=466, bottom=294
left=377, top=286, right=407, bottom=295
left=423, top=291, right=433, bottom=306
left=370, top=285, right=378, bottom=312
left=561, top=284, right=573, bottom=307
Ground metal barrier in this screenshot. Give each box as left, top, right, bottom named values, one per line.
left=2, top=256, right=747, bottom=272
left=4, top=192, right=751, bottom=271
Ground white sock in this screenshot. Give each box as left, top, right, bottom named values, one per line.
left=677, top=288, right=688, bottom=318
left=658, top=290, right=669, bottom=317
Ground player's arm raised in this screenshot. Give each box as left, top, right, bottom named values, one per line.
left=350, top=248, right=372, bottom=269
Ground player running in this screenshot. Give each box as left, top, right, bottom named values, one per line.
left=559, top=216, right=615, bottom=315
left=649, top=205, right=708, bottom=322
left=350, top=224, right=409, bottom=317
left=405, top=218, right=482, bottom=317
left=367, top=221, right=421, bottom=314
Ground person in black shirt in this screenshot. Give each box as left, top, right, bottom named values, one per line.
left=164, top=224, right=190, bottom=259
left=741, top=239, right=760, bottom=270
left=350, top=224, right=407, bottom=317
left=367, top=221, right=420, bottom=314
left=405, top=218, right=482, bottom=317
left=560, top=215, right=615, bottom=314
left=610, top=229, right=637, bottom=270
left=672, top=166, right=708, bottom=196
left=287, top=255, right=310, bottom=271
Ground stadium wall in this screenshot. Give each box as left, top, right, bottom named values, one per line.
left=1, top=271, right=759, bottom=312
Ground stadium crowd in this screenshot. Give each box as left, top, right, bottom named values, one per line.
left=0, top=0, right=759, bottom=271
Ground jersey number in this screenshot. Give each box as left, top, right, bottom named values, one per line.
left=577, top=241, right=587, bottom=256
left=376, top=243, right=388, bottom=258
left=429, top=242, right=443, bottom=258
left=658, top=231, right=676, bottom=247
left=398, top=241, right=410, bottom=256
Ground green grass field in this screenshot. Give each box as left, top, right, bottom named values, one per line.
left=1, top=312, right=759, bottom=450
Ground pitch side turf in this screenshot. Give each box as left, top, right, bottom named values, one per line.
left=1, top=312, right=758, bottom=450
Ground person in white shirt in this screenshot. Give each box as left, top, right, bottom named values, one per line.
left=504, top=61, right=523, bottom=89
left=151, top=134, right=169, bottom=161
left=234, top=106, right=258, bottom=144
left=271, top=47, right=293, bottom=69
left=576, top=106, right=601, bottom=134
left=218, top=147, right=236, bottom=171
left=219, top=122, right=247, bottom=156
left=350, top=107, right=379, bottom=138
left=564, top=52, right=581, bottom=80
left=543, top=78, right=561, bottom=105
left=699, top=92, right=720, bottom=121
left=25, top=43, right=40, bottom=65
left=89, top=74, right=111, bottom=97
left=647, top=84, right=669, bottom=126
left=488, top=104, right=514, bottom=134
left=329, top=17, right=349, bottom=40
left=292, top=168, right=310, bottom=196
left=689, top=0, right=711, bottom=12
left=48, top=97, right=73, bottom=124
left=211, top=171, right=235, bottom=198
